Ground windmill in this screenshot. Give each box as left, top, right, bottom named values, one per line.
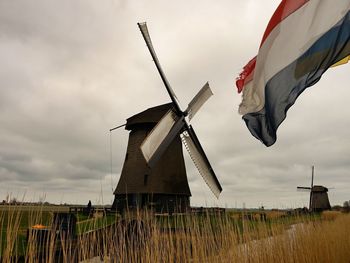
left=111, top=23, right=222, bottom=213
left=297, top=166, right=331, bottom=212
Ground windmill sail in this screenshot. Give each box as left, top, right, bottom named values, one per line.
left=138, top=22, right=181, bottom=113
left=186, top=82, right=213, bottom=121
left=181, top=127, right=222, bottom=198
left=141, top=109, right=185, bottom=167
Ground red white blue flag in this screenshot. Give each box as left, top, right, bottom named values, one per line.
left=236, top=0, right=350, bottom=146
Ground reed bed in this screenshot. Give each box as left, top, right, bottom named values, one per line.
left=0, top=206, right=349, bottom=262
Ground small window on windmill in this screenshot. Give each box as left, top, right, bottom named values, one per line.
left=144, top=174, right=149, bottom=185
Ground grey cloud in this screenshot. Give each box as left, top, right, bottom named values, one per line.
left=0, top=0, right=349, bottom=207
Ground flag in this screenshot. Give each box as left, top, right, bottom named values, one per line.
left=332, top=55, right=350, bottom=67
left=236, top=0, right=350, bottom=146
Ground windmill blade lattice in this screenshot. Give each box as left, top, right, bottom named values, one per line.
left=181, top=129, right=222, bottom=198
left=138, top=22, right=180, bottom=112
left=141, top=109, right=185, bottom=167
left=186, top=82, right=213, bottom=121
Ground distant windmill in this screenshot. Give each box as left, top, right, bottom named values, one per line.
left=111, top=23, right=222, bottom=213
left=297, top=166, right=331, bottom=212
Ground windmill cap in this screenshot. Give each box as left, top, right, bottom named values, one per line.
left=125, top=103, right=173, bottom=130
left=312, top=185, right=328, bottom=192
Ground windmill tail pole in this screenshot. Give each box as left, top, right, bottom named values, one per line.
left=110, top=124, right=126, bottom=132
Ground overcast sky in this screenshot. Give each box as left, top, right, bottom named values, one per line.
left=0, top=0, right=349, bottom=208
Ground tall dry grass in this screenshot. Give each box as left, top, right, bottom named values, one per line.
left=0, top=206, right=349, bottom=262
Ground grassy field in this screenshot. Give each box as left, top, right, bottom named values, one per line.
left=0, top=206, right=349, bottom=262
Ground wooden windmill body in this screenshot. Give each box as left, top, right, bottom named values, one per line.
left=309, top=185, right=331, bottom=212
left=111, top=23, right=222, bottom=213
left=112, top=103, right=191, bottom=213
left=297, top=166, right=331, bottom=212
